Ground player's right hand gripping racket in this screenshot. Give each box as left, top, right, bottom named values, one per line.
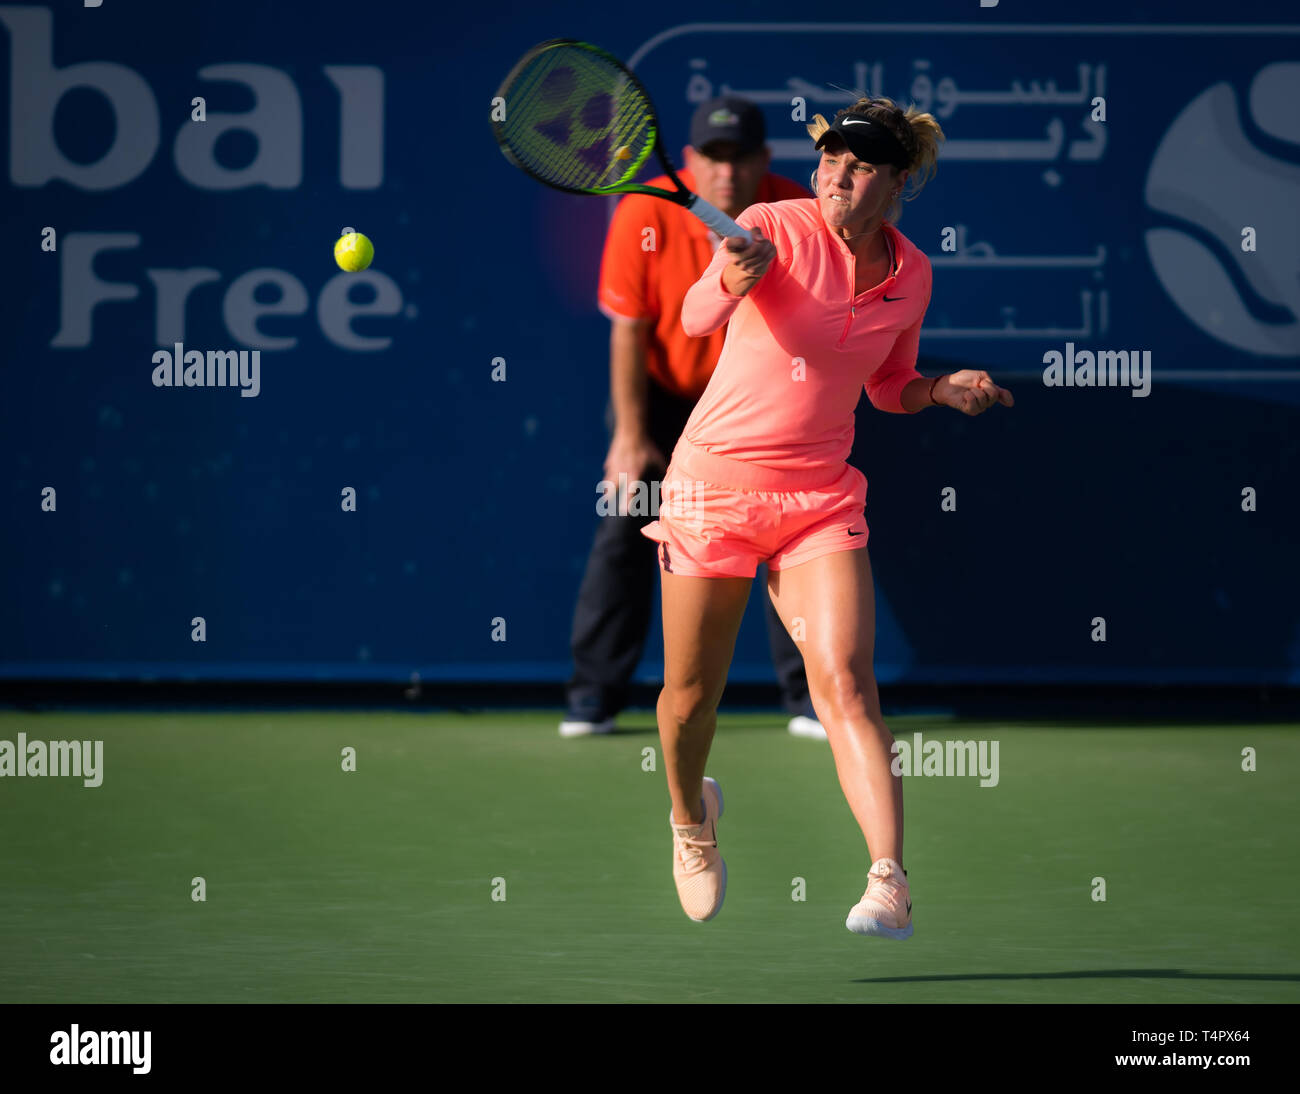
left=491, top=39, right=753, bottom=243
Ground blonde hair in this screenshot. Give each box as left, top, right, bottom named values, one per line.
left=806, top=97, right=945, bottom=224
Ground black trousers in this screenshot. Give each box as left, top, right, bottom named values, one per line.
left=566, top=380, right=811, bottom=721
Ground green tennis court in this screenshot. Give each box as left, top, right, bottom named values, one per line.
left=1, top=710, right=1295, bottom=1004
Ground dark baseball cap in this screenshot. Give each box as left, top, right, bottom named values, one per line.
left=690, top=97, right=766, bottom=155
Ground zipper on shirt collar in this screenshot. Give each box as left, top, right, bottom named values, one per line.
left=838, top=308, right=854, bottom=348
left=834, top=224, right=900, bottom=347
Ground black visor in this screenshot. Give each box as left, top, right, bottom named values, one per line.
left=814, top=114, right=909, bottom=169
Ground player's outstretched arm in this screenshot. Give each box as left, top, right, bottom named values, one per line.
left=925, top=369, right=1015, bottom=416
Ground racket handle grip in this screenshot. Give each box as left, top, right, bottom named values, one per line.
left=687, top=195, right=753, bottom=243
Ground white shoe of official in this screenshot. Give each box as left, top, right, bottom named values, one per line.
left=559, top=717, right=616, bottom=738
left=787, top=715, right=828, bottom=740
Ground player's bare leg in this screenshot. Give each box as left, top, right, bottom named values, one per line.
left=766, top=547, right=902, bottom=864
left=656, top=571, right=750, bottom=825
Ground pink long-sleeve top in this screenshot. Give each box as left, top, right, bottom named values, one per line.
left=678, top=198, right=931, bottom=472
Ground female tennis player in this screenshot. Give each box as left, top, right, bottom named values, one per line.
left=641, top=97, right=1013, bottom=936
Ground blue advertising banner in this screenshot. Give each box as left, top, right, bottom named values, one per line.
left=2, top=0, right=1297, bottom=686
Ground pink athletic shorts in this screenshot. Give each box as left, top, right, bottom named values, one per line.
left=640, top=439, right=869, bottom=578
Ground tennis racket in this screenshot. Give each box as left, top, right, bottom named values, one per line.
left=491, top=39, right=753, bottom=243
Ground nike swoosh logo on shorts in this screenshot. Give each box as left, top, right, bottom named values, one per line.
left=847, top=529, right=865, bottom=536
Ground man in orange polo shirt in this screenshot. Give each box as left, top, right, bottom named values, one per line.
left=561, top=98, right=825, bottom=740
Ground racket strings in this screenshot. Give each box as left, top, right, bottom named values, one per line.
left=497, top=45, right=656, bottom=192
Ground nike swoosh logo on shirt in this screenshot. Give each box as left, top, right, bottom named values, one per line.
left=882, top=295, right=906, bottom=302
left=847, top=529, right=865, bottom=536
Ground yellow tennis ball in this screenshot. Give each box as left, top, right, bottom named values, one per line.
left=334, top=230, right=374, bottom=272
left=614, top=145, right=631, bottom=160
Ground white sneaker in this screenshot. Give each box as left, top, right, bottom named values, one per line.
left=787, top=715, right=828, bottom=740
left=846, top=858, right=913, bottom=939
left=559, top=717, right=616, bottom=738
